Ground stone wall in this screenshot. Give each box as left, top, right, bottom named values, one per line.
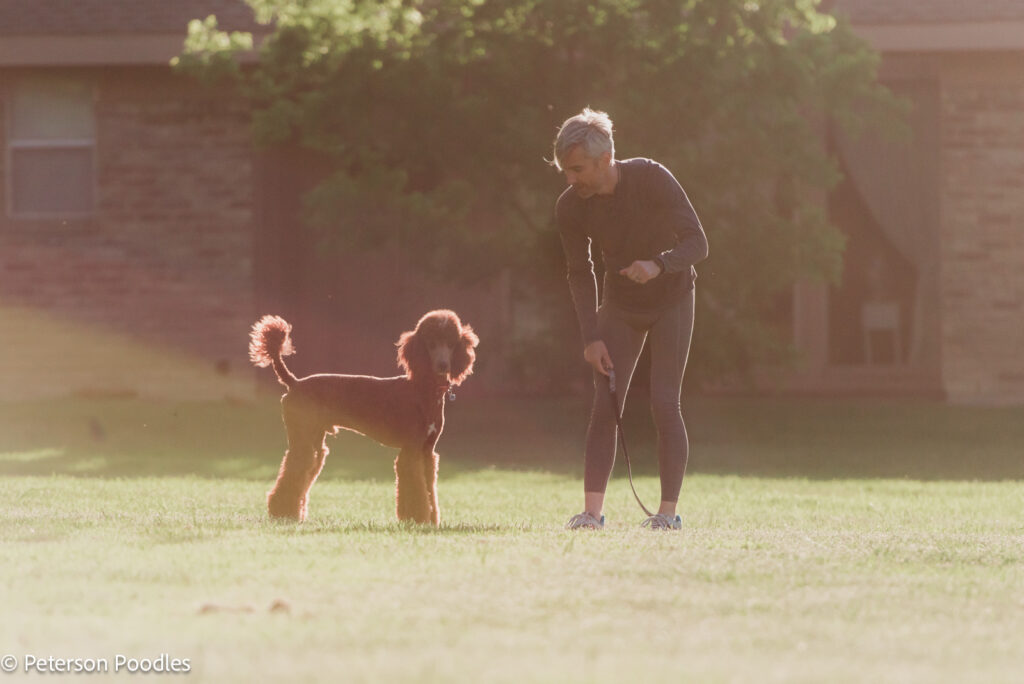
left=939, top=53, right=1024, bottom=404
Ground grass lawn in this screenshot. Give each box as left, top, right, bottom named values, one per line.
left=1, top=394, right=1023, bottom=682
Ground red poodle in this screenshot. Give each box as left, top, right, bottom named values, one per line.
left=248, top=310, right=479, bottom=525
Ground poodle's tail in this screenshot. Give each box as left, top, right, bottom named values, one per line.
left=249, top=315, right=298, bottom=389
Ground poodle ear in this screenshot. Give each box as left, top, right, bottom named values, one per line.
left=396, top=328, right=430, bottom=379
left=450, top=325, right=479, bottom=386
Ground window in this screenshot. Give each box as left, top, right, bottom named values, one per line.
left=826, top=163, right=915, bottom=366
left=6, top=77, right=96, bottom=217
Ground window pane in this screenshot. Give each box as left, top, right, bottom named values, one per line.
left=11, top=148, right=94, bottom=214
left=11, top=78, right=94, bottom=141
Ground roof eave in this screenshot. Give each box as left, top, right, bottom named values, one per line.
left=852, top=20, right=1024, bottom=53
left=0, top=33, right=264, bottom=67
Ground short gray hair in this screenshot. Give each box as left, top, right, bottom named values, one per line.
left=552, top=107, right=615, bottom=171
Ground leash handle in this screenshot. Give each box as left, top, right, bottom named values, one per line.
left=606, top=369, right=655, bottom=518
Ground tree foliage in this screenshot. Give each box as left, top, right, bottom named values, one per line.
left=176, top=0, right=901, bottom=384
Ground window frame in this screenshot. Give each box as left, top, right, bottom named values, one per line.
left=4, top=76, right=98, bottom=220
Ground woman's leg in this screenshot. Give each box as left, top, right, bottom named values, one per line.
left=582, top=304, right=648, bottom=508
left=646, top=288, right=696, bottom=510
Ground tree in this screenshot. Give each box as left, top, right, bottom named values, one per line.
left=175, top=0, right=901, bottom=387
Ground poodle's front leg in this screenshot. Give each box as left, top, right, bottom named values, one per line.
left=425, top=450, right=440, bottom=526
left=394, top=447, right=433, bottom=525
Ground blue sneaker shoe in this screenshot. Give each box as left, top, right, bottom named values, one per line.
left=565, top=511, right=605, bottom=530
left=641, top=513, right=682, bottom=530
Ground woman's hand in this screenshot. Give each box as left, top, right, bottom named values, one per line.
left=618, top=260, right=662, bottom=284
left=583, top=340, right=614, bottom=376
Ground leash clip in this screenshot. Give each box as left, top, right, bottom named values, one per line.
left=607, top=368, right=616, bottom=395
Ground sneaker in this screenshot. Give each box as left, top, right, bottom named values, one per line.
left=641, top=513, right=682, bottom=530
left=565, top=511, right=605, bottom=530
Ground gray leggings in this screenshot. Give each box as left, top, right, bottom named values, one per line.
left=584, top=287, right=695, bottom=502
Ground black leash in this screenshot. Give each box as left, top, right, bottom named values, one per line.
left=607, top=369, right=655, bottom=517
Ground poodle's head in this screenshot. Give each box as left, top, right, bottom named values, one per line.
left=396, top=309, right=479, bottom=388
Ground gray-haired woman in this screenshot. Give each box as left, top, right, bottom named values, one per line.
left=552, top=108, right=709, bottom=531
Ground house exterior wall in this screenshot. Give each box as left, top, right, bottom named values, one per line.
left=938, top=53, right=1024, bottom=404
left=775, top=47, right=1024, bottom=404
left=0, top=67, right=257, bottom=400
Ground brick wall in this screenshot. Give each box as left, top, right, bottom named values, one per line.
left=939, top=53, right=1024, bottom=404
left=0, top=67, right=256, bottom=400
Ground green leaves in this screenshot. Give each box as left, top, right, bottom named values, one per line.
left=170, top=15, right=252, bottom=83
left=176, top=0, right=901, bottom=384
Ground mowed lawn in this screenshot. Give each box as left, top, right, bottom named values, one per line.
left=1, top=394, right=1023, bottom=683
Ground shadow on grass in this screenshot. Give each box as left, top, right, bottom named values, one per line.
left=271, top=520, right=524, bottom=535
left=1, top=395, right=1023, bottom=482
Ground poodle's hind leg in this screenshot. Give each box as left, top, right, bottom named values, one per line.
left=267, top=447, right=312, bottom=520
left=268, top=412, right=325, bottom=521
left=300, top=438, right=330, bottom=521
left=394, top=448, right=432, bottom=525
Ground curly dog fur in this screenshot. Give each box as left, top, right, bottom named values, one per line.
left=249, top=310, right=478, bottom=525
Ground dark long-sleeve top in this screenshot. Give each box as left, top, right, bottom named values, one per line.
left=556, top=157, right=709, bottom=343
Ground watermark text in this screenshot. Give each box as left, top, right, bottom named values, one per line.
left=2, top=653, right=191, bottom=675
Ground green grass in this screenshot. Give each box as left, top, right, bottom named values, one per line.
left=1, top=395, right=1023, bottom=682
